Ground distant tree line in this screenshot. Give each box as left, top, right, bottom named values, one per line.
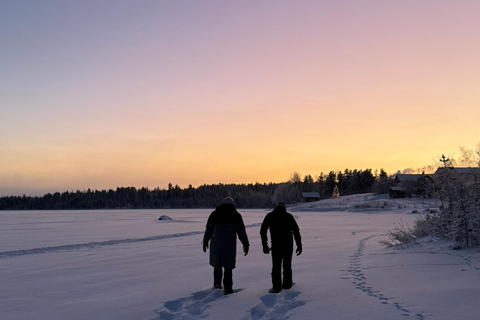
left=0, top=168, right=395, bottom=210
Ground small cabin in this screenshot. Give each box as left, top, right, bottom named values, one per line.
left=301, top=192, right=320, bottom=202
left=389, top=186, right=406, bottom=198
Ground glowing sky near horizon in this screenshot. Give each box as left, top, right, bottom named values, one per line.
left=1, top=1, right=479, bottom=196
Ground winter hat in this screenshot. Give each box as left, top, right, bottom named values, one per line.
left=277, top=202, right=286, bottom=209
left=221, top=196, right=236, bottom=206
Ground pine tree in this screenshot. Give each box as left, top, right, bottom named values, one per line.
left=325, top=171, right=337, bottom=197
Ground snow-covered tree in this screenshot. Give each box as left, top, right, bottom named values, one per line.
left=332, top=185, right=340, bottom=198
left=434, top=167, right=480, bottom=247
left=458, top=143, right=480, bottom=167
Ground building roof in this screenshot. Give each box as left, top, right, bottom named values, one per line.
left=301, top=192, right=320, bottom=198
left=395, top=174, right=425, bottom=182
left=435, top=167, right=480, bottom=175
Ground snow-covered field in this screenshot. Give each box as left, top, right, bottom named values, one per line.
left=1, top=194, right=480, bottom=320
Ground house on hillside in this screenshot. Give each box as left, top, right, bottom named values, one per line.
left=394, top=174, right=425, bottom=184
left=389, top=167, right=480, bottom=198
left=434, top=167, right=480, bottom=186
left=389, top=173, right=434, bottom=198
left=435, top=167, right=480, bottom=175
left=301, top=192, right=320, bottom=202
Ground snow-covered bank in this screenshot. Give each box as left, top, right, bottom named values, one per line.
left=291, top=193, right=439, bottom=212
left=1, top=195, right=479, bottom=320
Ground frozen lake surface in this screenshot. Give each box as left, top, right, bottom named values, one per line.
left=1, top=194, right=480, bottom=320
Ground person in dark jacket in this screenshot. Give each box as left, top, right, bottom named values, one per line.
left=260, top=202, right=302, bottom=293
left=203, top=196, right=249, bottom=294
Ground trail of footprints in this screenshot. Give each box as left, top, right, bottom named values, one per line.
left=343, top=235, right=427, bottom=319
left=156, top=288, right=305, bottom=320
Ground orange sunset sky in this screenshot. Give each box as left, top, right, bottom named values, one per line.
left=1, top=1, right=479, bottom=196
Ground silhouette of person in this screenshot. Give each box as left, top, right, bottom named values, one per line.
left=260, top=202, right=302, bottom=293
left=203, top=196, right=249, bottom=294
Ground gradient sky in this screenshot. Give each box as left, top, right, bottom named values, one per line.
left=1, top=1, right=479, bottom=196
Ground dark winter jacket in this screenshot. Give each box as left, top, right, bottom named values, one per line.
left=260, top=206, right=301, bottom=250
left=203, top=203, right=249, bottom=269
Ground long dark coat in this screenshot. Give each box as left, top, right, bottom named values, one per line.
left=203, top=203, right=249, bottom=269
left=260, top=206, right=301, bottom=250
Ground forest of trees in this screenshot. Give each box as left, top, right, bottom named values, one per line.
left=0, top=168, right=395, bottom=210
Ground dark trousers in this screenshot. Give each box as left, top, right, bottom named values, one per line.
left=214, top=267, right=233, bottom=291
left=271, top=246, right=293, bottom=291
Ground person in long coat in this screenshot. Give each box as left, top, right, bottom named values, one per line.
left=260, top=202, right=302, bottom=293
left=203, top=196, right=249, bottom=294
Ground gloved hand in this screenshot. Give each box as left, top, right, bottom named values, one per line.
left=262, top=242, right=270, bottom=254
left=202, top=241, right=209, bottom=252
left=243, top=245, right=249, bottom=256
left=296, top=245, right=302, bottom=256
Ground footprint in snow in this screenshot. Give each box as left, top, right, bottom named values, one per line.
left=242, top=289, right=305, bottom=320
left=156, top=287, right=237, bottom=320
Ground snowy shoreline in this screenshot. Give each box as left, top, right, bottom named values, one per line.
left=1, top=194, right=479, bottom=320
